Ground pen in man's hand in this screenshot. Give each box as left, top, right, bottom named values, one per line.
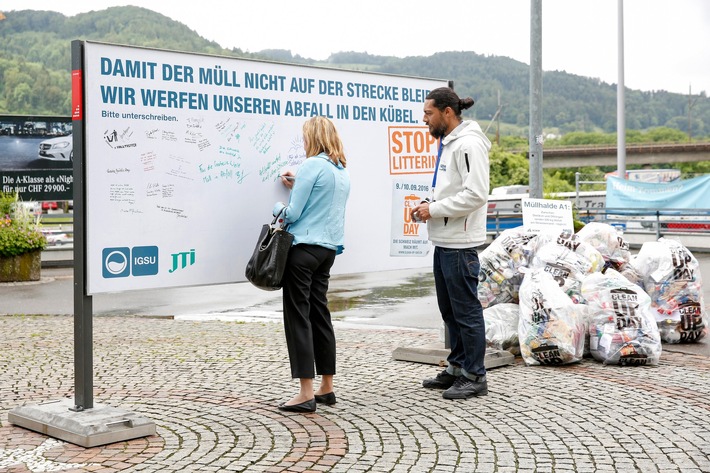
left=281, top=175, right=295, bottom=181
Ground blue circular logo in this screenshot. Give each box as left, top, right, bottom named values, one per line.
left=104, top=250, right=128, bottom=275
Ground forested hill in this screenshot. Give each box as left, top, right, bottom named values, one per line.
left=1, top=7, right=708, bottom=138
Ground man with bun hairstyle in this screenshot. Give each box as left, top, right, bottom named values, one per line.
left=412, top=87, right=491, bottom=399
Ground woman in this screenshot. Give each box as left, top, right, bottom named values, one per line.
left=273, top=116, right=350, bottom=413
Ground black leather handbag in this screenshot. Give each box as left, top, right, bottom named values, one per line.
left=245, top=209, right=294, bottom=290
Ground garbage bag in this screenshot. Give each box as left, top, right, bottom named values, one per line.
left=478, top=227, right=536, bottom=308
left=484, top=303, right=520, bottom=355
left=619, top=255, right=643, bottom=285
left=576, top=222, right=631, bottom=270
left=581, top=269, right=662, bottom=365
left=627, top=238, right=707, bottom=343
left=527, top=229, right=604, bottom=301
left=518, top=268, right=586, bottom=365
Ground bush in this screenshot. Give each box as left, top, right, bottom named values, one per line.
left=0, top=193, right=47, bottom=257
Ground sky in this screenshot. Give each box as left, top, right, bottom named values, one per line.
left=3, top=0, right=709, bottom=95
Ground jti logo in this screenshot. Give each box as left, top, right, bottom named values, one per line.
left=169, top=249, right=196, bottom=273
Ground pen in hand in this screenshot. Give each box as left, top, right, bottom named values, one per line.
left=281, top=175, right=295, bottom=181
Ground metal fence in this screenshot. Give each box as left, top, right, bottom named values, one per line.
left=487, top=207, right=710, bottom=243
left=576, top=207, right=710, bottom=239
left=571, top=171, right=710, bottom=238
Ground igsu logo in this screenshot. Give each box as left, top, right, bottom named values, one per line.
left=103, top=248, right=130, bottom=278
left=102, top=246, right=159, bottom=278
left=132, top=246, right=159, bottom=276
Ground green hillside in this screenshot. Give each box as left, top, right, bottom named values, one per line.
left=1, top=6, right=708, bottom=138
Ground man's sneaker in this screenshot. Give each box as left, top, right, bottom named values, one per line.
left=442, top=375, right=488, bottom=399
left=422, top=369, right=458, bottom=389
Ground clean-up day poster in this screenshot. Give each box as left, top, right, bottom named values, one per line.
left=390, top=178, right=430, bottom=257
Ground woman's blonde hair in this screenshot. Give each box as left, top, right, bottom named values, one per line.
left=302, top=116, right=347, bottom=167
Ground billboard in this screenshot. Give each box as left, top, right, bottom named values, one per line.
left=0, top=115, right=73, bottom=201
left=78, top=42, right=446, bottom=294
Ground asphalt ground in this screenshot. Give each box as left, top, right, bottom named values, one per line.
left=0, top=253, right=709, bottom=472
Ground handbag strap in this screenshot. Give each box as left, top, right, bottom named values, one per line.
left=271, top=207, right=289, bottom=230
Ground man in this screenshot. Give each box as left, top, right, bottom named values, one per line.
left=411, top=87, right=491, bottom=399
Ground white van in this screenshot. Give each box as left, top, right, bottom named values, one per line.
left=490, top=185, right=530, bottom=196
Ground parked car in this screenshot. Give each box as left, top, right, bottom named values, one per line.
left=38, top=135, right=72, bottom=162
left=15, top=201, right=41, bottom=215
left=45, top=232, right=73, bottom=246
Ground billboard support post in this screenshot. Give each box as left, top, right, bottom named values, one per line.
left=7, top=40, right=156, bottom=448
left=69, top=39, right=94, bottom=413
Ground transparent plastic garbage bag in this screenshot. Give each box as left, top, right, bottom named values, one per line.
left=626, top=238, right=707, bottom=344
left=581, top=269, right=662, bottom=365
left=518, top=268, right=586, bottom=366
left=484, top=303, right=521, bottom=355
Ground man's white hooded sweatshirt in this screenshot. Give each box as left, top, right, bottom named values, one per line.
left=427, top=120, right=491, bottom=249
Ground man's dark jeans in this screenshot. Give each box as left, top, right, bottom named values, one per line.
left=433, top=246, right=487, bottom=378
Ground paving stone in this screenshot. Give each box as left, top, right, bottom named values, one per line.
left=0, top=315, right=708, bottom=472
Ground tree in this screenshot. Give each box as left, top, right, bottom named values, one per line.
left=645, top=126, right=688, bottom=143
left=489, top=145, right=529, bottom=190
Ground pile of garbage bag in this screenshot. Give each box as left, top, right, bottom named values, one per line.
left=479, top=223, right=706, bottom=367
left=526, top=229, right=604, bottom=301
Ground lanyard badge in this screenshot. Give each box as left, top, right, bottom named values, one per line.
left=429, top=138, right=444, bottom=201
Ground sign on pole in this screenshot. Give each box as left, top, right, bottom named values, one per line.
left=522, top=198, right=574, bottom=235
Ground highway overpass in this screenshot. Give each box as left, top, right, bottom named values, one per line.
left=535, top=142, right=710, bottom=168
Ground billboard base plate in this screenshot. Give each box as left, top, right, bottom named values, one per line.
left=8, top=398, right=156, bottom=448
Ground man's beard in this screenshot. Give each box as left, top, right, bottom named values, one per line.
left=429, top=122, right=447, bottom=139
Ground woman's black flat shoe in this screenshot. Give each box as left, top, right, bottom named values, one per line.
left=278, top=398, right=316, bottom=413
left=314, top=392, right=336, bottom=405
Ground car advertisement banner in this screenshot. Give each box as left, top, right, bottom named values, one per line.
left=80, top=41, right=446, bottom=294
left=1, top=169, right=73, bottom=201
left=0, top=115, right=73, bottom=201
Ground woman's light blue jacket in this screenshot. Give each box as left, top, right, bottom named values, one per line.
left=273, top=153, right=350, bottom=254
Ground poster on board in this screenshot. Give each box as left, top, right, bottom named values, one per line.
left=390, top=177, right=431, bottom=257
left=80, top=41, right=446, bottom=294
left=0, top=115, right=73, bottom=201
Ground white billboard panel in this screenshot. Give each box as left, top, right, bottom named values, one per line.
left=82, top=42, right=446, bottom=293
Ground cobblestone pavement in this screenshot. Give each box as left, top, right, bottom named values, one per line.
left=1, top=315, right=709, bottom=473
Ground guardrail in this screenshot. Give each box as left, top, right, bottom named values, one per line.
left=38, top=213, right=74, bottom=266
left=40, top=212, right=74, bottom=248
left=577, top=208, right=710, bottom=239
left=487, top=208, right=710, bottom=251
left=508, top=142, right=710, bottom=157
